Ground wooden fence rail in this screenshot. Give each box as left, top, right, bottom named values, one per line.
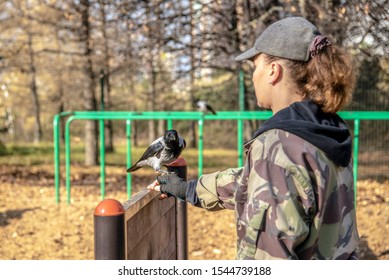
left=94, top=159, right=188, bottom=260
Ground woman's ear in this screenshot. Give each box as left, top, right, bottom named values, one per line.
left=268, top=62, right=282, bottom=85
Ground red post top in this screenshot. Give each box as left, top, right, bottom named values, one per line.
left=167, top=157, right=187, bottom=167
left=94, top=198, right=125, bottom=216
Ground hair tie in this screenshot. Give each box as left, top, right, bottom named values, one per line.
left=310, top=35, right=331, bottom=58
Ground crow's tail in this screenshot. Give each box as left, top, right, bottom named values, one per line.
left=126, top=164, right=140, bottom=173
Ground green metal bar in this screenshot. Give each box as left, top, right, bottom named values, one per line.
left=198, top=117, right=204, bottom=176
left=99, top=70, right=106, bottom=200
left=99, top=119, right=105, bottom=200
left=53, top=114, right=61, bottom=203
left=126, top=120, right=132, bottom=199
left=237, top=119, right=244, bottom=167
left=68, top=111, right=275, bottom=120
left=167, top=119, right=173, bottom=130
left=62, top=110, right=389, bottom=120
left=65, top=116, right=74, bottom=204
left=53, top=111, right=74, bottom=204
left=353, top=119, right=360, bottom=205
left=54, top=110, right=389, bottom=204
left=339, top=111, right=389, bottom=120
left=238, top=71, right=245, bottom=167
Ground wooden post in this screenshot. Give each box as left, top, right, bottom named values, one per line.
left=93, top=157, right=188, bottom=260
left=167, top=157, right=188, bottom=260
left=94, top=198, right=125, bottom=260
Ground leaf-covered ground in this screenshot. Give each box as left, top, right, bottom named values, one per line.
left=0, top=164, right=388, bottom=260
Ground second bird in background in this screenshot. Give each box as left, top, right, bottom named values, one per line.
left=194, top=99, right=217, bottom=115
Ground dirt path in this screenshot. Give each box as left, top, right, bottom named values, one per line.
left=0, top=165, right=387, bottom=260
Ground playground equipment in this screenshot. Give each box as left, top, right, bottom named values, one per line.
left=94, top=159, right=188, bottom=260
left=53, top=110, right=389, bottom=204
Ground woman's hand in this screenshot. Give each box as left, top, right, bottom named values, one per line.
left=147, top=173, right=188, bottom=200
left=147, top=180, right=169, bottom=199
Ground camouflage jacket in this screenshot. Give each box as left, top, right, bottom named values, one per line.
left=195, top=129, right=359, bottom=259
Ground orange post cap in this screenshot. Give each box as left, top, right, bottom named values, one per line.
left=94, top=198, right=125, bottom=216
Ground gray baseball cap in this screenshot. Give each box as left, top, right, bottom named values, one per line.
left=235, top=17, right=321, bottom=62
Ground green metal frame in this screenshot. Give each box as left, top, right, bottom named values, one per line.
left=53, top=111, right=389, bottom=204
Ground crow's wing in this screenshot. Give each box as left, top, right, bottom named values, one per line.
left=206, top=104, right=216, bottom=114
left=126, top=137, right=164, bottom=172
left=138, top=140, right=164, bottom=161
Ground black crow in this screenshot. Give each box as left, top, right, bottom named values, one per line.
left=194, top=99, right=217, bottom=115
left=126, top=129, right=186, bottom=173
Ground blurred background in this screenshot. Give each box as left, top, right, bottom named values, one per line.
left=0, top=0, right=388, bottom=260
left=0, top=1, right=388, bottom=163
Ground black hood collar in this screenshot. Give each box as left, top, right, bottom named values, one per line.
left=249, top=100, right=352, bottom=167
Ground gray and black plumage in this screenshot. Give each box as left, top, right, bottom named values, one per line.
left=126, top=129, right=186, bottom=173
left=194, top=99, right=216, bottom=115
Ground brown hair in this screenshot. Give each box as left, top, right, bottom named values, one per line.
left=265, top=45, right=356, bottom=113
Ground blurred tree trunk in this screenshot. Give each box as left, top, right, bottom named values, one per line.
left=98, top=0, right=114, bottom=153
left=80, top=0, right=98, bottom=166
left=27, top=31, right=43, bottom=143
left=147, top=67, right=157, bottom=143
left=145, top=2, right=157, bottom=143
left=0, top=0, right=388, bottom=148
left=189, top=0, right=197, bottom=148
left=235, top=0, right=261, bottom=140
left=124, top=20, right=138, bottom=146
left=51, top=26, right=66, bottom=143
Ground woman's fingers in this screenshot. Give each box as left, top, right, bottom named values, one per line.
left=147, top=180, right=161, bottom=191
left=147, top=180, right=168, bottom=199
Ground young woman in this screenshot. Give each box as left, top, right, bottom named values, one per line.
left=148, top=17, right=359, bottom=260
